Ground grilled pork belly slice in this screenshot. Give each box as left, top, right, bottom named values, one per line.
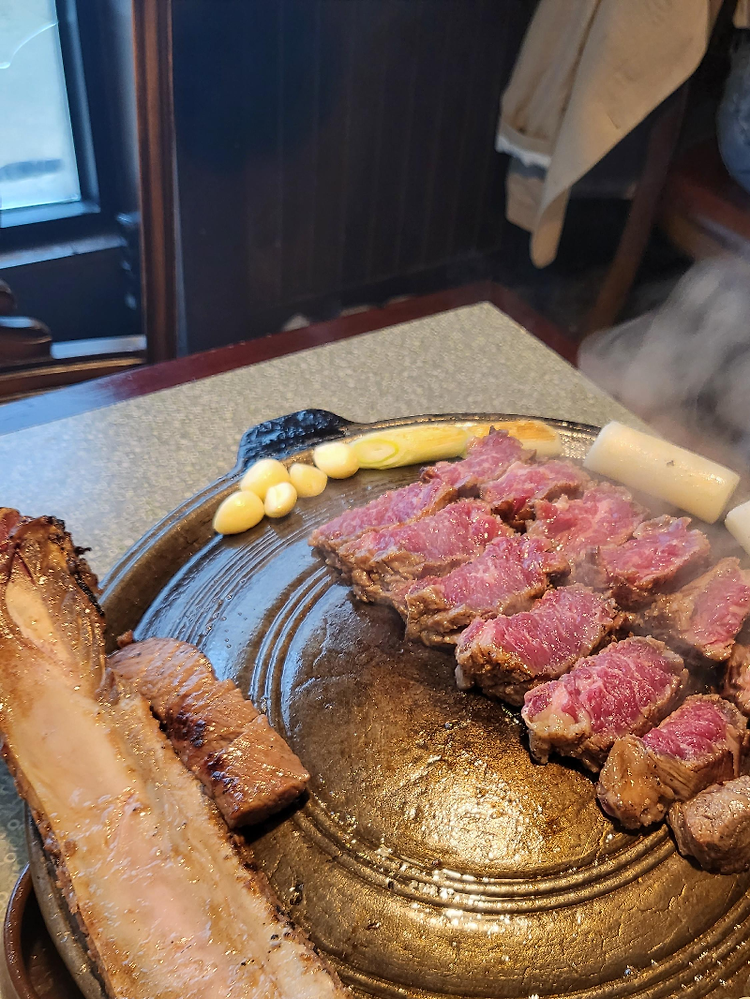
left=0, top=513, right=346, bottom=999
left=597, top=695, right=746, bottom=830
left=109, top=637, right=309, bottom=827
left=526, top=484, right=646, bottom=570
left=479, top=459, right=590, bottom=527
left=336, top=500, right=510, bottom=604
left=456, top=584, right=617, bottom=706
left=422, top=429, right=531, bottom=495
left=398, top=534, right=568, bottom=647
left=521, top=637, right=686, bottom=771
left=668, top=775, right=750, bottom=874
left=598, top=516, right=710, bottom=609
left=641, top=558, right=750, bottom=662
left=0, top=508, right=31, bottom=544
left=308, top=478, right=454, bottom=562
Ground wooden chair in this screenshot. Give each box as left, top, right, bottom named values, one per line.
left=659, top=137, right=750, bottom=260
left=580, top=87, right=689, bottom=336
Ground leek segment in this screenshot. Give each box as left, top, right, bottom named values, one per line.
left=351, top=419, right=560, bottom=470
left=352, top=425, right=471, bottom=469
left=585, top=421, right=739, bottom=523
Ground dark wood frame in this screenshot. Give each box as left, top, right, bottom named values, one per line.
left=132, top=0, right=178, bottom=365
left=0, top=281, right=576, bottom=436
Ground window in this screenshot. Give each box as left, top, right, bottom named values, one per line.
left=0, top=0, right=141, bottom=345
left=0, top=0, right=99, bottom=228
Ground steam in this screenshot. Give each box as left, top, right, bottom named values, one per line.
left=579, top=259, right=750, bottom=471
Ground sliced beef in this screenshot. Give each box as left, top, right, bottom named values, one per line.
left=336, top=500, right=510, bottom=603
left=423, top=429, right=531, bottom=495
left=479, top=459, right=590, bottom=527
left=309, top=477, right=454, bottom=561
left=722, top=639, right=750, bottom=715
left=398, top=534, right=568, bottom=647
left=598, top=515, right=710, bottom=609
left=527, top=483, right=646, bottom=568
left=641, top=558, right=750, bottom=661
left=597, top=695, right=746, bottom=829
left=456, top=584, right=616, bottom=706
left=109, top=637, right=310, bottom=827
left=521, top=637, right=686, bottom=770
left=668, top=775, right=750, bottom=874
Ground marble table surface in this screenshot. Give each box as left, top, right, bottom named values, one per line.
left=0, top=302, right=645, bottom=991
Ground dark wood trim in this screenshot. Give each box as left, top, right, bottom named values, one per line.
left=132, top=0, right=178, bottom=363
left=0, top=282, right=574, bottom=435
left=0, top=356, right=145, bottom=405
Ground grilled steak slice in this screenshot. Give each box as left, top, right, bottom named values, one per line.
left=398, top=534, right=568, bottom=647
left=522, top=637, right=686, bottom=770
left=641, top=558, right=750, bottom=661
left=309, top=478, right=454, bottom=561
left=527, top=483, right=646, bottom=568
left=456, top=584, right=616, bottom=706
left=597, top=695, right=746, bottom=829
left=479, top=459, right=590, bottom=527
left=668, top=775, right=750, bottom=873
left=598, top=516, right=710, bottom=609
left=423, top=429, right=531, bottom=495
left=109, top=637, right=309, bottom=827
left=336, top=500, right=509, bottom=603
left=0, top=512, right=346, bottom=999
left=722, top=639, right=750, bottom=714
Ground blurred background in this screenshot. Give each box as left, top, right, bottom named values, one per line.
left=2, top=0, right=750, bottom=422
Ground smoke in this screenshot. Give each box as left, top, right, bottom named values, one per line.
left=579, top=259, right=750, bottom=471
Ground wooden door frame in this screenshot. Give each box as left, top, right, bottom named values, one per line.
left=132, top=0, right=179, bottom=363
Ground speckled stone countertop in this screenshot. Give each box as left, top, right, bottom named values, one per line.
left=0, top=302, right=645, bottom=977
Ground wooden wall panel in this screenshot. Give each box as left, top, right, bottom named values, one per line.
left=170, top=0, right=533, bottom=353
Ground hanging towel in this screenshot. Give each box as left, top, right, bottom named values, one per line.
left=497, top=0, right=720, bottom=267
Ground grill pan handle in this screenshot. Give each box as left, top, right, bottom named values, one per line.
left=236, top=409, right=355, bottom=470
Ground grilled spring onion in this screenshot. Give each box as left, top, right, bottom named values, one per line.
left=584, top=421, right=740, bottom=524
left=351, top=419, right=561, bottom=470
left=726, top=499, right=750, bottom=556
left=352, top=425, right=470, bottom=469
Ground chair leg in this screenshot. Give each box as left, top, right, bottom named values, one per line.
left=582, top=85, right=689, bottom=337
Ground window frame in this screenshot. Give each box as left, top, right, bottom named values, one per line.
left=0, top=0, right=121, bottom=247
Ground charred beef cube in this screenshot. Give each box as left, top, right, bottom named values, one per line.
left=308, top=478, right=454, bottom=560
left=598, top=515, right=710, bottom=609
left=526, top=483, right=646, bottom=570
left=597, top=695, right=746, bottom=829
left=722, top=639, right=750, bottom=715
left=479, top=459, right=591, bottom=527
left=641, top=558, right=750, bottom=662
left=398, top=535, right=568, bottom=648
left=521, top=637, right=686, bottom=771
left=335, top=500, right=510, bottom=604
left=423, top=429, right=531, bottom=495
left=668, top=775, right=750, bottom=874
left=109, top=638, right=310, bottom=827
left=196, top=714, right=311, bottom=825
left=456, top=584, right=616, bottom=706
